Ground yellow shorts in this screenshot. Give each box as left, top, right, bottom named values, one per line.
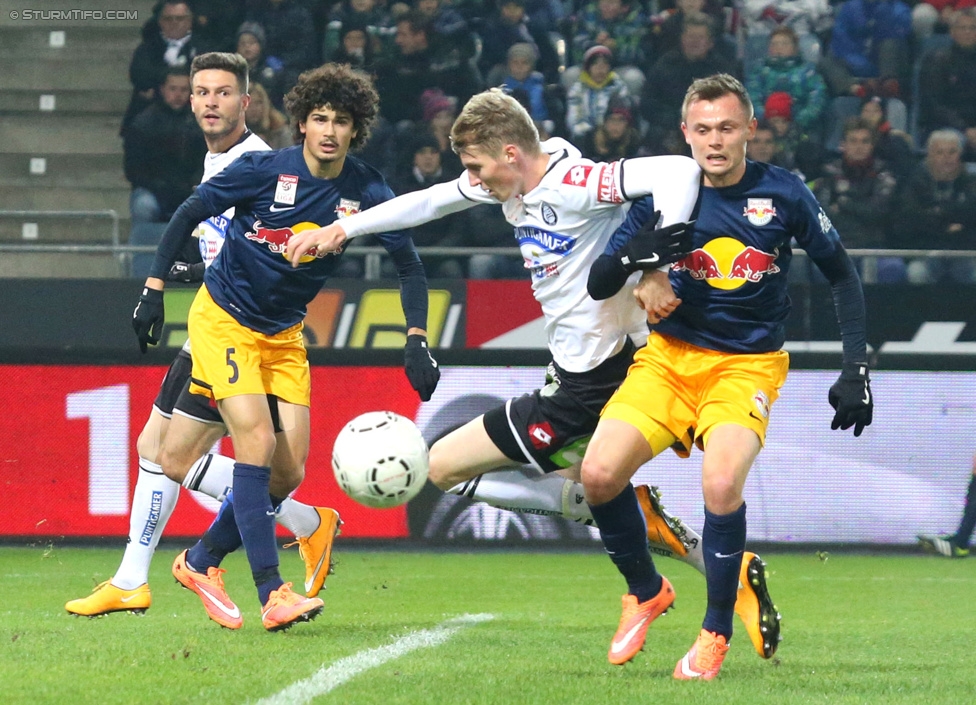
left=187, top=285, right=310, bottom=406
left=602, top=332, right=789, bottom=457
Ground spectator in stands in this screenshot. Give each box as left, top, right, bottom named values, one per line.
left=912, top=0, right=976, bottom=40
left=235, top=22, right=286, bottom=109
left=418, top=88, right=464, bottom=174
left=388, top=132, right=467, bottom=278
left=642, top=13, right=736, bottom=154
left=190, top=0, right=245, bottom=51
left=763, top=91, right=826, bottom=177
left=740, top=0, right=832, bottom=72
left=747, top=26, right=828, bottom=133
left=328, top=19, right=380, bottom=72
left=416, top=0, right=478, bottom=64
left=645, top=0, right=730, bottom=65
left=123, top=67, right=207, bottom=278
left=820, top=0, right=912, bottom=98
left=814, top=117, right=903, bottom=281
left=859, top=95, right=914, bottom=178
left=477, top=0, right=560, bottom=83
left=123, top=1, right=201, bottom=136
left=375, top=11, right=481, bottom=126
left=892, top=129, right=976, bottom=283
left=499, top=43, right=553, bottom=136
left=245, top=0, right=317, bottom=98
left=322, top=0, right=396, bottom=65
left=246, top=82, right=292, bottom=149
left=570, top=0, right=647, bottom=94
left=917, top=8, right=976, bottom=160
left=581, top=94, right=642, bottom=160
left=566, top=45, right=630, bottom=143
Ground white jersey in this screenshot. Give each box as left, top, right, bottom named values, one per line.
left=182, top=131, right=271, bottom=353
left=340, top=138, right=700, bottom=373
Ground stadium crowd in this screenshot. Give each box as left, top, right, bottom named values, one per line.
left=125, top=0, right=976, bottom=281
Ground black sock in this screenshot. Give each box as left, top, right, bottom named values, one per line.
left=955, top=475, right=976, bottom=549
left=701, top=503, right=747, bottom=640
left=588, top=484, right=662, bottom=602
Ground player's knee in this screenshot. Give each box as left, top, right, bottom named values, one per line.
left=135, top=428, right=158, bottom=464
left=158, top=446, right=194, bottom=483
left=580, top=455, right=619, bottom=505
left=702, top=475, right=742, bottom=515
left=427, top=442, right=456, bottom=490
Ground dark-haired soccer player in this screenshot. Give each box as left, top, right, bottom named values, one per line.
left=583, top=73, right=873, bottom=678
left=131, top=63, right=440, bottom=632
left=68, top=52, right=340, bottom=618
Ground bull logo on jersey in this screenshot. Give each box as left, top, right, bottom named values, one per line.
left=540, top=202, right=557, bottom=225
left=335, top=198, right=361, bottom=219
left=245, top=219, right=324, bottom=263
left=743, top=198, right=776, bottom=226
left=672, top=236, right=780, bottom=290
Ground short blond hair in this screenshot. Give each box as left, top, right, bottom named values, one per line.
left=681, top=73, right=754, bottom=123
left=450, top=88, right=540, bottom=157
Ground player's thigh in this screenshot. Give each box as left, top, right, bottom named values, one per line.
left=601, top=333, right=697, bottom=456
left=216, top=393, right=278, bottom=466
left=268, top=400, right=310, bottom=497
left=158, top=412, right=226, bottom=483
left=428, top=415, right=517, bottom=489
left=137, top=350, right=193, bottom=461
left=187, top=285, right=267, bottom=400
left=695, top=348, right=789, bottom=452
left=481, top=384, right=601, bottom=475
left=581, top=417, right=664, bottom=504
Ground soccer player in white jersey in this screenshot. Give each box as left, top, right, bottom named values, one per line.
left=66, top=53, right=340, bottom=619
left=286, top=88, right=781, bottom=660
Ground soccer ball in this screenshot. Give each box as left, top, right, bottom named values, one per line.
left=332, top=411, right=430, bottom=508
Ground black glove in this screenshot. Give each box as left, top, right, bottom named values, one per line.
left=404, top=334, right=440, bottom=402
left=617, top=211, right=696, bottom=273
left=132, top=287, right=164, bottom=354
left=167, top=261, right=205, bottom=283
left=828, top=362, right=873, bottom=437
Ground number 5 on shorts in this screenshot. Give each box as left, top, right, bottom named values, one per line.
left=226, top=347, right=239, bottom=384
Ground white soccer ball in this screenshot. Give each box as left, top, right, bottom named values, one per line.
left=332, top=411, right=430, bottom=508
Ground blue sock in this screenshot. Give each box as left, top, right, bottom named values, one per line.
left=702, top=503, right=747, bottom=639
left=231, top=463, right=283, bottom=604
left=186, top=489, right=242, bottom=573
left=588, top=484, right=662, bottom=602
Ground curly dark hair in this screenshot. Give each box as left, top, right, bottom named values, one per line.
left=283, top=63, right=378, bottom=150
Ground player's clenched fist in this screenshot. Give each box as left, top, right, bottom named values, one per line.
left=286, top=222, right=348, bottom=267
left=828, top=362, right=873, bottom=436
left=132, top=284, right=165, bottom=353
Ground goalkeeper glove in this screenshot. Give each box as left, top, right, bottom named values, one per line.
left=404, top=334, right=440, bottom=402
left=828, top=362, right=873, bottom=437
left=132, top=287, right=164, bottom=354
left=167, top=261, right=205, bottom=283
left=617, top=211, right=695, bottom=273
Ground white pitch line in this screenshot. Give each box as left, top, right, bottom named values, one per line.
left=254, top=613, right=495, bottom=705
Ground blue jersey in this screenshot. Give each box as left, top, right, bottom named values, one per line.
left=613, top=161, right=843, bottom=354
left=195, top=145, right=412, bottom=334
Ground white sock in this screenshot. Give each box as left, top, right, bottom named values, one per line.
left=182, top=453, right=235, bottom=502
left=183, top=453, right=322, bottom=537
left=112, top=460, right=180, bottom=590
left=277, top=498, right=322, bottom=537
left=448, top=471, right=593, bottom=523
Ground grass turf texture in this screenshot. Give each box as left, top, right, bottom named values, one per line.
left=2, top=547, right=973, bottom=704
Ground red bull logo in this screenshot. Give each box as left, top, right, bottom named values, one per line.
left=672, top=237, right=780, bottom=290
left=245, top=219, right=323, bottom=263
left=743, top=198, right=776, bottom=226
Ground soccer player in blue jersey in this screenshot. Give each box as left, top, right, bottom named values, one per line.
left=583, top=74, right=874, bottom=677
left=131, top=63, right=440, bottom=632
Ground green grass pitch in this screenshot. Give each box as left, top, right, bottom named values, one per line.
left=1, top=545, right=973, bottom=704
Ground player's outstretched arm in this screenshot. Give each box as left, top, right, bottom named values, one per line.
left=131, top=192, right=212, bottom=353
left=288, top=180, right=477, bottom=268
